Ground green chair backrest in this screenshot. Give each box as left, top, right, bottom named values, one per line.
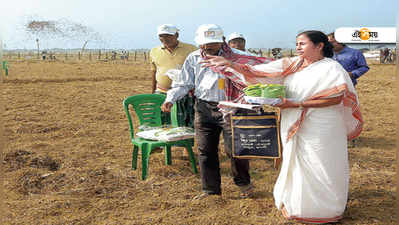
left=123, top=94, right=166, bottom=139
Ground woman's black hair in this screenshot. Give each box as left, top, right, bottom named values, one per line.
left=297, top=30, right=334, bottom=58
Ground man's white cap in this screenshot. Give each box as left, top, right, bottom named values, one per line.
left=194, top=24, right=224, bottom=45
left=228, top=32, right=245, bottom=42
left=157, top=24, right=179, bottom=36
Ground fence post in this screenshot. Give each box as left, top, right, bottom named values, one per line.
left=89, top=52, right=92, bottom=61
left=65, top=52, right=68, bottom=60
left=144, top=52, right=147, bottom=62
left=134, top=51, right=137, bottom=61
left=98, top=50, right=101, bottom=60
left=78, top=52, right=81, bottom=60
left=290, top=49, right=293, bottom=57
left=105, top=52, right=108, bottom=60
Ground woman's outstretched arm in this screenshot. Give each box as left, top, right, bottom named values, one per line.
left=200, top=55, right=267, bottom=84
left=276, top=95, right=344, bottom=109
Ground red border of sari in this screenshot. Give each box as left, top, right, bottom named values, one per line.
left=282, top=206, right=343, bottom=224
left=286, top=83, right=363, bottom=142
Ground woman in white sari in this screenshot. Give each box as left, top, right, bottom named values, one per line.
left=201, top=30, right=363, bottom=224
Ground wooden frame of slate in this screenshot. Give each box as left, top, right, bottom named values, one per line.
left=231, top=111, right=282, bottom=159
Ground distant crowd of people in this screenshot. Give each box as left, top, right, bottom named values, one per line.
left=41, top=51, right=56, bottom=61
left=111, top=50, right=129, bottom=60
left=41, top=50, right=132, bottom=61
left=380, top=48, right=395, bottom=64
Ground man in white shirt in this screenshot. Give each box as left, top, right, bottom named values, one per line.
left=161, top=24, right=253, bottom=199
left=227, top=32, right=246, bottom=52
left=227, top=32, right=258, bottom=57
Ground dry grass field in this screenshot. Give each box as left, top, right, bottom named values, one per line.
left=2, top=59, right=396, bottom=225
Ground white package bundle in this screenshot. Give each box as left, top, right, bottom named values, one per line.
left=136, top=127, right=194, bottom=141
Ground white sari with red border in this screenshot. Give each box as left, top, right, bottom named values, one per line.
left=251, top=57, right=363, bottom=223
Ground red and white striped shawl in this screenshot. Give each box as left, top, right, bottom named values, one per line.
left=200, top=43, right=274, bottom=103
left=203, top=49, right=363, bottom=141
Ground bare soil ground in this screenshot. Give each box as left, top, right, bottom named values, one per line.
left=2, top=59, right=396, bottom=224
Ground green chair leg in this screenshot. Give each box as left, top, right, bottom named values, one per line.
left=185, top=145, right=198, bottom=173
left=132, top=145, right=139, bottom=170
left=141, top=148, right=150, bottom=180
left=165, top=145, right=172, bottom=165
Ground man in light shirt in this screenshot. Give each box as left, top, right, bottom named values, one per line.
left=227, top=32, right=246, bottom=52
left=227, top=32, right=258, bottom=56
left=161, top=24, right=253, bottom=199
left=149, top=24, right=197, bottom=126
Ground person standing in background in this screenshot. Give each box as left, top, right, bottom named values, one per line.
left=227, top=32, right=246, bottom=52
left=149, top=24, right=197, bottom=127
left=328, top=32, right=368, bottom=148
left=327, top=32, right=369, bottom=87
left=227, top=32, right=257, bottom=56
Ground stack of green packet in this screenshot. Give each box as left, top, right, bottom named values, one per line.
left=261, top=84, right=286, bottom=98
left=243, top=84, right=263, bottom=97
left=244, top=83, right=286, bottom=98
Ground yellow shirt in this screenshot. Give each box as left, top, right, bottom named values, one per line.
left=150, top=41, right=197, bottom=92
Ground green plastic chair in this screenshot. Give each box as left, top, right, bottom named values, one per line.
left=2, top=61, right=8, bottom=76
left=123, top=94, right=198, bottom=180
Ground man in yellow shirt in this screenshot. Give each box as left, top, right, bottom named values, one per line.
left=150, top=24, right=197, bottom=126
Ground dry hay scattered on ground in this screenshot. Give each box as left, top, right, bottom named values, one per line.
left=2, top=60, right=396, bottom=225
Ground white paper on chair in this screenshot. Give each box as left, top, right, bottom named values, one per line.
left=136, top=127, right=195, bottom=141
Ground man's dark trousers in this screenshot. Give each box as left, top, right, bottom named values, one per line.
left=194, top=99, right=250, bottom=194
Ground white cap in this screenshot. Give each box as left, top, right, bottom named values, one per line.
left=228, top=32, right=245, bottom=42
left=194, top=24, right=224, bottom=45
left=157, top=24, right=179, bottom=36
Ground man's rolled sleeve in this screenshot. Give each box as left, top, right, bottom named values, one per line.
left=149, top=49, right=157, bottom=71
left=165, top=56, right=195, bottom=104
left=150, top=62, right=156, bottom=71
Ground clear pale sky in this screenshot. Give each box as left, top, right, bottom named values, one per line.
left=0, top=0, right=397, bottom=50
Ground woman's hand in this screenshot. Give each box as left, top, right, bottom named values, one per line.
left=199, top=55, right=233, bottom=68
left=274, top=95, right=344, bottom=109
left=273, top=98, right=299, bottom=109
